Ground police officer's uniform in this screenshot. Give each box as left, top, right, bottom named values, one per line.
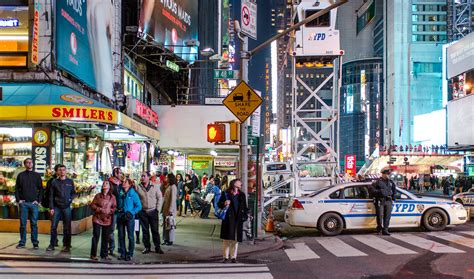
left=372, top=170, right=397, bottom=235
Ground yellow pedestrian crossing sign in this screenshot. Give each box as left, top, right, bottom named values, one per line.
left=223, top=81, right=263, bottom=123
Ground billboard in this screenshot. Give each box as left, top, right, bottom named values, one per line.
left=345, top=155, right=356, bottom=177
left=139, top=0, right=198, bottom=61
left=55, top=0, right=114, bottom=99
left=447, top=32, right=474, bottom=79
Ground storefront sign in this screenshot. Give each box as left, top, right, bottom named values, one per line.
left=31, top=0, right=40, bottom=64
left=32, top=127, right=51, bottom=176
left=345, top=154, right=356, bottom=177
left=188, top=155, right=213, bottom=161
left=214, top=160, right=236, bottom=167
left=0, top=19, right=19, bottom=27
left=51, top=106, right=116, bottom=122
left=192, top=161, right=209, bottom=170
left=135, top=99, right=159, bottom=128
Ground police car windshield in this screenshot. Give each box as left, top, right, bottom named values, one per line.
left=308, top=186, right=334, bottom=197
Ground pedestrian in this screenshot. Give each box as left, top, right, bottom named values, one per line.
left=15, top=158, right=43, bottom=249
left=189, top=169, right=199, bottom=191
left=190, top=188, right=211, bottom=219
left=108, top=167, right=124, bottom=256
left=183, top=174, right=194, bottom=215
left=217, top=179, right=248, bottom=263
left=201, top=172, right=208, bottom=189
left=442, top=177, right=449, bottom=195
left=221, top=175, right=229, bottom=191
left=176, top=173, right=184, bottom=216
left=162, top=173, right=177, bottom=246
left=135, top=171, right=164, bottom=254
left=42, top=164, right=61, bottom=248
left=47, top=164, right=76, bottom=252
left=205, top=176, right=215, bottom=196
left=116, top=178, right=141, bottom=261
left=90, top=181, right=117, bottom=261
left=370, top=169, right=396, bottom=236
left=211, top=180, right=222, bottom=216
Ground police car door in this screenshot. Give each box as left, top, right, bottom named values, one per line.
left=391, top=190, right=419, bottom=227
left=341, top=186, right=375, bottom=228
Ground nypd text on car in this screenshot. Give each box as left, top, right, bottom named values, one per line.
left=453, top=188, right=474, bottom=217
left=285, top=182, right=467, bottom=236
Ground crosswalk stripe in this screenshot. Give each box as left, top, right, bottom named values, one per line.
left=457, top=231, right=474, bottom=237
left=316, top=238, right=367, bottom=257
left=0, top=275, right=274, bottom=279
left=284, top=242, right=320, bottom=261
left=352, top=235, right=417, bottom=255
left=427, top=232, right=474, bottom=249
left=391, top=234, right=465, bottom=253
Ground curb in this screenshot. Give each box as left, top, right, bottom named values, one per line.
left=0, top=236, right=284, bottom=265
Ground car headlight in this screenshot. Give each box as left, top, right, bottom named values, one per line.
left=449, top=203, right=464, bottom=210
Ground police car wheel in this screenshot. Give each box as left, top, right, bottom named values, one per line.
left=422, top=208, right=448, bottom=231
left=318, top=213, right=344, bottom=236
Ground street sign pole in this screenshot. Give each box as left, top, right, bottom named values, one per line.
left=239, top=36, right=249, bottom=196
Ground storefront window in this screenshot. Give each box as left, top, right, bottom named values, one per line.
left=0, top=6, right=29, bottom=67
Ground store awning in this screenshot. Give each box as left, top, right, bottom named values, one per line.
left=0, top=83, right=160, bottom=141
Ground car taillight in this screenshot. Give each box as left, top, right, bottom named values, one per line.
left=291, top=199, right=304, bottom=210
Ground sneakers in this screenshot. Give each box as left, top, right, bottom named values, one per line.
left=155, top=247, right=164, bottom=254
left=382, top=230, right=391, bottom=236
left=33, top=244, right=39, bottom=250
left=142, top=248, right=151, bottom=254
left=101, top=256, right=112, bottom=261
left=125, top=255, right=132, bottom=261
left=222, top=258, right=229, bottom=263
left=16, top=244, right=25, bottom=249
left=46, top=245, right=55, bottom=251
left=231, top=258, right=237, bottom=263
left=61, top=246, right=71, bottom=253
left=90, top=256, right=99, bottom=261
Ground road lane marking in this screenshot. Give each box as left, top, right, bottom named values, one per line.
left=284, top=242, right=320, bottom=261
left=316, top=238, right=367, bottom=257
left=426, top=232, right=474, bottom=248
left=457, top=231, right=474, bottom=237
left=391, top=234, right=465, bottom=253
left=352, top=235, right=417, bottom=255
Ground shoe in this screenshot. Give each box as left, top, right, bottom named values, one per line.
left=125, top=255, right=131, bottom=261
left=109, top=251, right=115, bottom=257
left=167, top=242, right=173, bottom=246
left=54, top=242, right=59, bottom=247
left=382, top=230, right=391, bottom=236
left=222, top=258, right=229, bottom=263
left=33, top=244, right=39, bottom=250
left=61, top=246, right=71, bottom=253
left=90, top=256, right=98, bottom=261
left=101, top=256, right=112, bottom=261
left=142, top=248, right=151, bottom=254
left=155, top=247, right=164, bottom=254
left=231, top=258, right=237, bottom=263
left=46, top=245, right=55, bottom=251
left=136, top=240, right=141, bottom=245
left=118, top=255, right=126, bottom=261
left=16, top=244, right=25, bottom=249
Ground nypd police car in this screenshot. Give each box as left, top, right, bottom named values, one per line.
left=285, top=182, right=467, bottom=236
left=453, top=188, right=474, bottom=217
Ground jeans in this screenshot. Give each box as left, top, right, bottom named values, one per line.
left=117, top=216, right=135, bottom=258
left=50, top=207, right=72, bottom=247
left=109, top=214, right=123, bottom=254
left=19, top=202, right=39, bottom=246
left=91, top=223, right=111, bottom=258
left=138, top=209, right=161, bottom=250
left=184, top=200, right=193, bottom=215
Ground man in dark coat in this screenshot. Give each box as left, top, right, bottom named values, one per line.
left=371, top=169, right=396, bottom=236
left=217, top=179, right=248, bottom=263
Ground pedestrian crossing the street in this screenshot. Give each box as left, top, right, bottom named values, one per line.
left=284, top=231, right=474, bottom=261
left=0, top=262, right=273, bottom=279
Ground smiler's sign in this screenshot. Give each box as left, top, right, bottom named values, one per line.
left=32, top=127, right=51, bottom=176
left=134, top=99, right=159, bottom=128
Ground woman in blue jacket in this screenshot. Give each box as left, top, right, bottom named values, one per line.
left=117, top=178, right=142, bottom=261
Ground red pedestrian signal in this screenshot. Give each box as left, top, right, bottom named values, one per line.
left=207, top=124, right=226, bottom=143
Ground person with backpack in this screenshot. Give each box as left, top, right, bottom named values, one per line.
left=15, top=158, right=43, bottom=250
left=217, top=179, right=248, bottom=263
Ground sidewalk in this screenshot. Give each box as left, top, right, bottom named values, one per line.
left=0, top=216, right=282, bottom=264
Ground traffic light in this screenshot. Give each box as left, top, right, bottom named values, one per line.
left=207, top=123, right=226, bottom=143
left=229, top=122, right=239, bottom=142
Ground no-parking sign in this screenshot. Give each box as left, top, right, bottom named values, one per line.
left=241, top=0, right=257, bottom=40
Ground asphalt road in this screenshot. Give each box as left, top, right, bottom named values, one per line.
left=243, top=220, right=474, bottom=279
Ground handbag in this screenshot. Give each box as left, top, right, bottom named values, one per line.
left=216, top=193, right=229, bottom=220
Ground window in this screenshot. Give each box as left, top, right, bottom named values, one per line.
left=343, top=186, right=370, bottom=199
left=413, top=62, right=442, bottom=74
left=329, top=190, right=341, bottom=199
left=0, top=6, right=29, bottom=68
left=395, top=191, right=411, bottom=200
left=305, top=9, right=330, bottom=27
left=357, top=1, right=375, bottom=34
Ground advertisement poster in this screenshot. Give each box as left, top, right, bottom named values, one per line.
left=345, top=154, right=357, bottom=177
left=139, top=0, right=198, bottom=61
left=55, top=0, right=114, bottom=99
left=32, top=127, right=51, bottom=176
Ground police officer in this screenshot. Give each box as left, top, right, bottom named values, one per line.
left=372, top=169, right=396, bottom=236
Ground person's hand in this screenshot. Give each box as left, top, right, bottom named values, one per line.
left=224, top=200, right=230, bottom=206
left=19, top=200, right=25, bottom=204
left=50, top=209, right=55, bottom=215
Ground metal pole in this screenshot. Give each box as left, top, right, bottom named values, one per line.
left=239, top=35, right=249, bottom=196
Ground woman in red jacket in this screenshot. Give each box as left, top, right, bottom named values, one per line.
left=90, top=181, right=117, bottom=260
